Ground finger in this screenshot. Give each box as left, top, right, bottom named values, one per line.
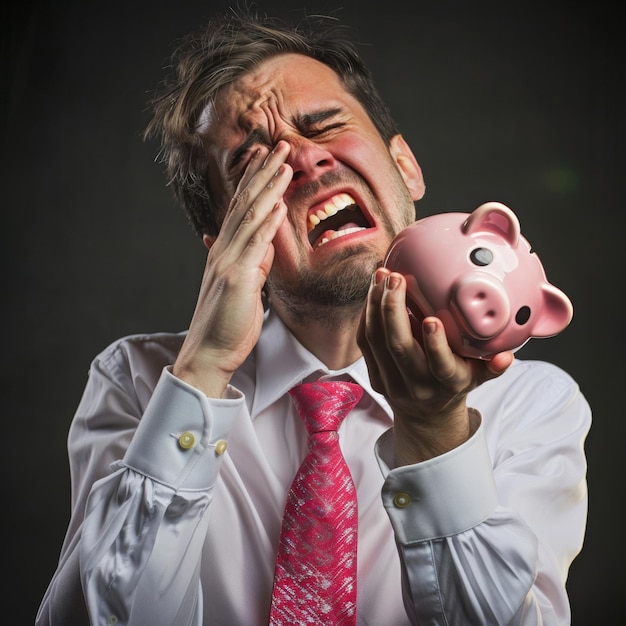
left=359, top=268, right=389, bottom=394
left=250, top=195, right=289, bottom=280
left=420, top=316, right=459, bottom=383
left=217, top=147, right=266, bottom=242
left=379, top=272, right=425, bottom=386
left=219, top=141, right=291, bottom=243
left=484, top=351, right=514, bottom=377
left=216, top=163, right=292, bottom=269
left=210, top=170, right=291, bottom=289
left=233, top=141, right=288, bottom=200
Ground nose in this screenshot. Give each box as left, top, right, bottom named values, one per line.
left=451, top=275, right=510, bottom=339
left=284, top=136, right=336, bottom=184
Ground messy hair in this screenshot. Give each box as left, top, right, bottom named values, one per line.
left=144, top=8, right=400, bottom=237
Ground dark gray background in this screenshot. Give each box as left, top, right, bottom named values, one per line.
left=3, top=0, right=622, bottom=623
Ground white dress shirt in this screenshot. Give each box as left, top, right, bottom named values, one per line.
left=36, top=308, right=590, bottom=626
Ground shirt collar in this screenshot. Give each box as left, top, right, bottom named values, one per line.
left=252, top=307, right=392, bottom=419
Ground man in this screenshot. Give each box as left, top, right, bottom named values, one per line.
left=36, top=10, right=590, bottom=625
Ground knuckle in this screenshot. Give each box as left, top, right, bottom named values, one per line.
left=241, top=203, right=256, bottom=224
left=432, top=362, right=458, bottom=385
left=231, top=188, right=250, bottom=209
left=210, top=256, right=237, bottom=285
left=388, top=339, right=410, bottom=362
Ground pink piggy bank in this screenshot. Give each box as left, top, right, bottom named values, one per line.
left=383, top=201, right=573, bottom=359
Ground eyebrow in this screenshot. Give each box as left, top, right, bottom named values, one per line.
left=294, top=108, right=343, bottom=132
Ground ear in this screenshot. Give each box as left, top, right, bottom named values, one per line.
left=389, top=134, right=425, bottom=201
left=531, top=284, right=574, bottom=337
left=202, top=234, right=216, bottom=250
left=463, top=202, right=520, bottom=247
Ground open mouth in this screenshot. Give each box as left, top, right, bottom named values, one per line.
left=307, top=192, right=371, bottom=249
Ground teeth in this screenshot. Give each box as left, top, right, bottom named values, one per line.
left=316, top=226, right=366, bottom=248
left=307, top=193, right=357, bottom=232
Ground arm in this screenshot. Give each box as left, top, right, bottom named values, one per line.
left=36, top=351, right=241, bottom=626
left=359, top=268, right=589, bottom=625
left=377, top=380, right=589, bottom=625
left=37, top=143, right=293, bottom=626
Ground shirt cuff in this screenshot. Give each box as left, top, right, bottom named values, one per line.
left=123, top=367, right=243, bottom=491
left=375, top=410, right=498, bottom=544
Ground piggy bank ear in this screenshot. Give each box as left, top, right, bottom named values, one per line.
left=463, top=202, right=520, bottom=247
left=531, top=284, right=574, bottom=337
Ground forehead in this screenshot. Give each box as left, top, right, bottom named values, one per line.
left=201, top=53, right=359, bottom=139
left=228, top=53, right=347, bottom=105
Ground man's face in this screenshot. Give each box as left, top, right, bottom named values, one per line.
left=201, top=53, right=424, bottom=323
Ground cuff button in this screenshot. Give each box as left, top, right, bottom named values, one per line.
left=178, top=432, right=195, bottom=449
left=215, top=439, right=228, bottom=455
left=393, top=492, right=412, bottom=508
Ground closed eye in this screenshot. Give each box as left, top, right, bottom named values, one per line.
left=305, top=122, right=345, bottom=138
left=296, top=108, right=345, bottom=138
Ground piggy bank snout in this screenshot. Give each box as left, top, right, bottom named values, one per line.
left=451, top=275, right=510, bottom=339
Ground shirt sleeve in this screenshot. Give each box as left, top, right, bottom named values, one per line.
left=375, top=364, right=590, bottom=626
left=36, top=344, right=242, bottom=626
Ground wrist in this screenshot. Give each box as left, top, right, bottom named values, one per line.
left=172, top=353, right=232, bottom=399
left=392, top=406, right=479, bottom=465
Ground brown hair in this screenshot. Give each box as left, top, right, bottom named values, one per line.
left=145, top=9, right=400, bottom=237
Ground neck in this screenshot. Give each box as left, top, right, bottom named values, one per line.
left=271, top=300, right=363, bottom=370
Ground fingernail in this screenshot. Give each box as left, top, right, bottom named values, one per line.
left=385, top=274, right=400, bottom=289
left=424, top=320, right=437, bottom=335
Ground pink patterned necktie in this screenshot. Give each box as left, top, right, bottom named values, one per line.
left=269, top=380, right=364, bottom=626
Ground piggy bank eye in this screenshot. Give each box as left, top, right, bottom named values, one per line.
left=470, top=247, right=493, bottom=266
left=515, top=306, right=531, bottom=325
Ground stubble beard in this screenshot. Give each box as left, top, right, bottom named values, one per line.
left=266, top=245, right=378, bottom=331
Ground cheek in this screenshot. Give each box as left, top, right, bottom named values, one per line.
left=338, top=136, right=413, bottom=217
left=335, top=134, right=384, bottom=170
left=335, top=134, right=403, bottom=201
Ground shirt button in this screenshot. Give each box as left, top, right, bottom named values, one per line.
left=178, top=432, right=195, bottom=449
left=107, top=616, right=118, bottom=625
left=393, top=492, right=412, bottom=508
left=215, top=439, right=228, bottom=455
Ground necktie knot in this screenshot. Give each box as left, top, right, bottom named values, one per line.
left=288, top=380, right=363, bottom=434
